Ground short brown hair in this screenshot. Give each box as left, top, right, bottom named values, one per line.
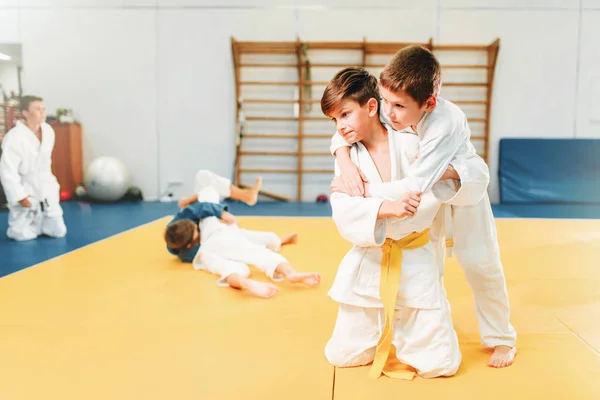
left=321, top=67, right=379, bottom=117
left=19, top=95, right=43, bottom=113
left=164, top=219, right=197, bottom=252
left=380, top=45, right=441, bottom=106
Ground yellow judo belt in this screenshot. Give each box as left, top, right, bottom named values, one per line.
left=368, top=229, right=430, bottom=380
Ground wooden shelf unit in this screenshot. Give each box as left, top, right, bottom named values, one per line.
left=231, top=37, right=500, bottom=201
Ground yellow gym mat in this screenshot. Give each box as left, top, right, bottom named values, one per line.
left=0, top=217, right=598, bottom=399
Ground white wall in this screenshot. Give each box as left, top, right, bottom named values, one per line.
left=0, top=60, right=19, bottom=94
left=0, top=0, right=596, bottom=202
left=157, top=6, right=298, bottom=200
left=576, top=5, right=600, bottom=139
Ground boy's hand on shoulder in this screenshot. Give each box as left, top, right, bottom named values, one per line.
left=330, top=177, right=348, bottom=195
left=332, top=163, right=368, bottom=197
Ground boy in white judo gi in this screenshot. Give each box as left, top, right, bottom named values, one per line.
left=330, top=45, right=517, bottom=368
left=164, top=170, right=320, bottom=298
left=0, top=95, right=67, bottom=241
left=321, top=67, right=487, bottom=379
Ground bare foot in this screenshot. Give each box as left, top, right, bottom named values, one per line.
left=245, top=176, right=262, bottom=206
left=178, top=195, right=195, bottom=209
left=280, top=233, right=298, bottom=246
left=488, top=345, right=517, bottom=368
left=245, top=280, right=279, bottom=298
left=287, top=272, right=321, bottom=286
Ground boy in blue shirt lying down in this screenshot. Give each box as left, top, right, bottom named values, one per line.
left=164, top=170, right=320, bottom=298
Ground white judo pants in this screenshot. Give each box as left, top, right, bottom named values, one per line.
left=451, top=194, right=517, bottom=348
left=7, top=192, right=67, bottom=241
left=325, top=289, right=461, bottom=378
left=193, top=170, right=287, bottom=286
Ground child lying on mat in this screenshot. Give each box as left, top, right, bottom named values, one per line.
left=164, top=170, right=321, bottom=298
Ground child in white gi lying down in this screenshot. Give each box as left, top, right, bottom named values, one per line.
left=164, top=170, right=320, bottom=298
